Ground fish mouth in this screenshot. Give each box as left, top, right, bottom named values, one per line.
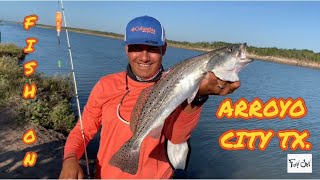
left=238, top=43, right=247, bottom=60
left=238, top=43, right=253, bottom=63
left=240, top=58, right=253, bottom=63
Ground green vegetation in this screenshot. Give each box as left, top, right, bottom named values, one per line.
left=0, top=43, right=26, bottom=60
left=0, top=43, right=76, bottom=134
left=247, top=46, right=320, bottom=62
left=167, top=40, right=233, bottom=50
left=166, top=40, right=320, bottom=62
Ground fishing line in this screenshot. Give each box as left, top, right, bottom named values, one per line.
left=58, top=0, right=91, bottom=178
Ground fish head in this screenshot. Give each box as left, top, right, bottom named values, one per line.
left=234, top=43, right=253, bottom=72
left=208, top=43, right=253, bottom=81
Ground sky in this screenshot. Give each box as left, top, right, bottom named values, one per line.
left=0, top=1, right=320, bottom=52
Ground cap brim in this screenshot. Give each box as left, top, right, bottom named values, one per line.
left=124, top=39, right=165, bottom=46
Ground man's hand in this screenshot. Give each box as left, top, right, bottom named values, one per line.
left=183, top=72, right=240, bottom=113
left=198, top=72, right=241, bottom=96
left=59, top=156, right=84, bottom=179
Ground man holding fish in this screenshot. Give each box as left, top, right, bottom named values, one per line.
left=59, top=15, right=250, bottom=179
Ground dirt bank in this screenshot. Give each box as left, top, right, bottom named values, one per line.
left=0, top=106, right=66, bottom=178
left=0, top=105, right=97, bottom=178
left=246, top=53, right=320, bottom=69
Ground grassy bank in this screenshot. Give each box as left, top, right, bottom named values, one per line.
left=0, top=44, right=26, bottom=60
left=0, top=43, right=75, bottom=134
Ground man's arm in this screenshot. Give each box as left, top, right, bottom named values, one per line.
left=60, top=80, right=106, bottom=179
left=64, top=80, right=105, bottom=159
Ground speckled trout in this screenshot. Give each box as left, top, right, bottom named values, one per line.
left=109, top=43, right=252, bottom=174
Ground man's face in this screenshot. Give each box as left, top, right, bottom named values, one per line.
left=126, top=44, right=166, bottom=79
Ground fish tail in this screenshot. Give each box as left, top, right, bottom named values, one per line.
left=109, top=140, right=141, bottom=175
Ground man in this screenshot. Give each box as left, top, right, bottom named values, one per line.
left=59, top=15, right=240, bottom=179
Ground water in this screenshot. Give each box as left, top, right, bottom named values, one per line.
left=1, top=22, right=319, bottom=178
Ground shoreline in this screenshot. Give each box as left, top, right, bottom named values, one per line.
left=168, top=44, right=320, bottom=69
left=160, top=44, right=320, bottom=70
left=3, top=21, right=320, bottom=69
left=247, top=53, right=320, bottom=69
left=0, top=44, right=97, bottom=178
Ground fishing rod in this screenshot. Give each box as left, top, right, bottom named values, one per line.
left=58, top=0, right=91, bottom=178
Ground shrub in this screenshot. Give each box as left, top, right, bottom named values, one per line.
left=48, top=98, right=75, bottom=133
left=1, top=44, right=76, bottom=134
left=0, top=43, right=26, bottom=60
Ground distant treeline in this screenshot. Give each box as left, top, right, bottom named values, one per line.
left=167, top=40, right=233, bottom=50
left=248, top=46, right=320, bottom=62
left=37, top=23, right=124, bottom=39
left=5, top=21, right=320, bottom=62
left=166, top=40, right=320, bottom=62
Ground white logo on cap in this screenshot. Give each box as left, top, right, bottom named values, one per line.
left=131, top=26, right=156, bottom=34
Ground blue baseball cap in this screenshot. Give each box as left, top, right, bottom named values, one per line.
left=124, top=16, right=166, bottom=46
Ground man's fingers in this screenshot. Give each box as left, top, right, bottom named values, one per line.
left=219, top=83, right=230, bottom=95
left=199, top=73, right=241, bottom=96
left=224, top=81, right=241, bottom=95
left=78, top=168, right=84, bottom=179
left=230, top=81, right=241, bottom=92
left=215, top=79, right=228, bottom=94
left=78, top=172, right=84, bottom=179
left=216, top=80, right=227, bottom=89
left=217, top=81, right=241, bottom=95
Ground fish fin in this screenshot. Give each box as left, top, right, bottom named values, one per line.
left=212, top=69, right=239, bottom=82
left=148, top=123, right=164, bottom=139
left=109, top=140, right=141, bottom=175
left=187, top=86, right=199, bottom=104
left=130, top=85, right=155, bottom=133
left=167, top=140, right=189, bottom=170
